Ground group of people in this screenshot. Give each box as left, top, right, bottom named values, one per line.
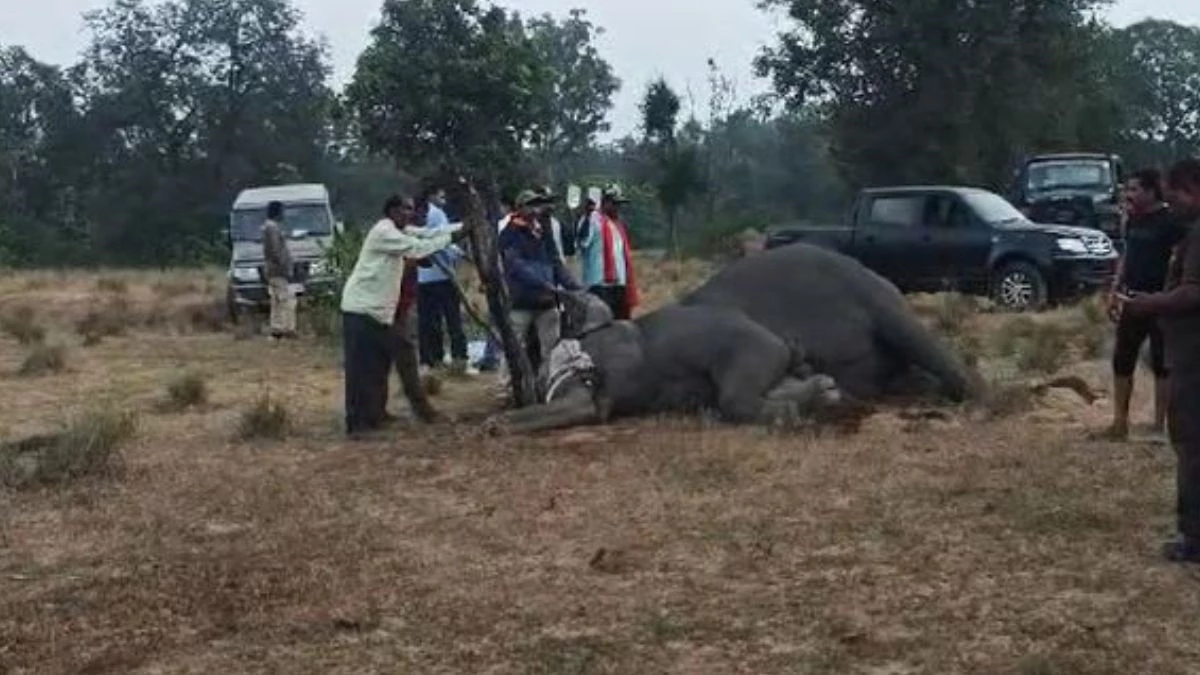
left=331, top=179, right=640, bottom=440
left=1105, top=157, right=1200, bottom=564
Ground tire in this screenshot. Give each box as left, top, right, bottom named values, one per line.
left=991, top=260, right=1048, bottom=312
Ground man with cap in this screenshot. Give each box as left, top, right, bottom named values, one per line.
left=577, top=184, right=640, bottom=320
left=497, top=189, right=583, bottom=375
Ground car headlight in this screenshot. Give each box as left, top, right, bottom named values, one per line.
left=310, top=259, right=329, bottom=276
left=1056, top=238, right=1088, bottom=254
left=231, top=266, right=260, bottom=283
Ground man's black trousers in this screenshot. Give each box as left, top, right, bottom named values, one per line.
left=342, top=311, right=392, bottom=434
left=1170, top=370, right=1200, bottom=540
left=417, top=280, right=468, bottom=367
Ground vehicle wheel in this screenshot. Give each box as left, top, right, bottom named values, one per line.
left=991, top=261, right=1048, bottom=312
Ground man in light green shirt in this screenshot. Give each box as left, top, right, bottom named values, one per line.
left=341, top=194, right=464, bottom=437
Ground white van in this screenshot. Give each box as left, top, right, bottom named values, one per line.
left=224, top=183, right=340, bottom=321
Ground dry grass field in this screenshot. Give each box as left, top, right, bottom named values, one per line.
left=2, top=257, right=1200, bottom=674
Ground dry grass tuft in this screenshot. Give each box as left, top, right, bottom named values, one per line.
left=75, top=296, right=138, bottom=344
left=977, top=376, right=1038, bottom=418
left=238, top=392, right=291, bottom=440
left=181, top=299, right=228, bottom=333
left=932, top=292, right=978, bottom=335
left=0, top=304, right=46, bottom=345
left=152, top=277, right=200, bottom=298
left=162, top=371, right=208, bottom=412
left=0, top=407, right=135, bottom=488
left=17, top=342, right=67, bottom=377
left=991, top=315, right=1040, bottom=357
left=95, top=276, right=130, bottom=294
left=1015, top=323, right=1072, bottom=375
left=423, top=372, right=444, bottom=397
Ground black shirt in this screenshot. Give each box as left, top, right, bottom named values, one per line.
left=1121, top=206, right=1186, bottom=292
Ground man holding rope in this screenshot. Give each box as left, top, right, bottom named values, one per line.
left=497, top=189, right=584, bottom=376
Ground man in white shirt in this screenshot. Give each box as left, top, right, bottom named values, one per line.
left=340, top=194, right=462, bottom=437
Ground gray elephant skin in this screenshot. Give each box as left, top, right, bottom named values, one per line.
left=493, top=242, right=985, bottom=434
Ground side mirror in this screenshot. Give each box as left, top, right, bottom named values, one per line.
left=334, top=220, right=344, bottom=234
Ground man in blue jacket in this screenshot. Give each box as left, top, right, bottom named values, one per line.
left=498, top=189, right=583, bottom=373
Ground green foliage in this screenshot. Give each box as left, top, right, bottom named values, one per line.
left=0, top=0, right=334, bottom=267
left=308, top=224, right=367, bottom=342
left=755, top=0, right=1122, bottom=188
left=638, top=79, right=707, bottom=256
left=526, top=9, right=621, bottom=178
left=347, top=0, right=554, bottom=180
left=1110, top=20, right=1200, bottom=165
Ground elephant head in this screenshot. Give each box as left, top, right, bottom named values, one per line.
left=558, top=290, right=614, bottom=339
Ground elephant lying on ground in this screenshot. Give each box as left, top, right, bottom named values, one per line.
left=490, top=243, right=985, bottom=434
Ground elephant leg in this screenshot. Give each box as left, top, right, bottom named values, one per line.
left=758, top=374, right=843, bottom=427
left=486, top=386, right=601, bottom=435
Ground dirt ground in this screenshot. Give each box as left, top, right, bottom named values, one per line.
left=2, top=264, right=1199, bottom=675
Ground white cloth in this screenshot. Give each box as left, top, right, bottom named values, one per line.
left=543, top=338, right=596, bottom=402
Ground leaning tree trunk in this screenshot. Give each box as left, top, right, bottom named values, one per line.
left=455, top=176, right=538, bottom=408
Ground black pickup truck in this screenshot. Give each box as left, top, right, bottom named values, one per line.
left=764, top=186, right=1119, bottom=311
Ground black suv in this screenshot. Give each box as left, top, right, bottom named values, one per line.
left=764, top=185, right=1119, bottom=311
left=1008, top=153, right=1125, bottom=244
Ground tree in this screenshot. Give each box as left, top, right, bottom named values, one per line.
left=525, top=9, right=620, bottom=183
left=346, top=0, right=551, bottom=185
left=0, top=46, right=87, bottom=263
left=1111, top=20, right=1200, bottom=166
left=75, top=0, right=333, bottom=265
left=755, top=0, right=1117, bottom=188
left=639, top=78, right=705, bottom=256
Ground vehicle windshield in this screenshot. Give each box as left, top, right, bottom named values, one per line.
left=1026, top=159, right=1112, bottom=194
left=961, top=190, right=1028, bottom=224
left=230, top=203, right=332, bottom=242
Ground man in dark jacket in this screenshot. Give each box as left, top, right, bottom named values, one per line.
left=498, top=189, right=583, bottom=373
left=1121, top=157, right=1200, bottom=563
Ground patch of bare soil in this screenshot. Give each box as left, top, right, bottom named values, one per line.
left=1, top=270, right=1198, bottom=675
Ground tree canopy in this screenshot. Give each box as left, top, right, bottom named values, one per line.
left=0, top=0, right=1198, bottom=266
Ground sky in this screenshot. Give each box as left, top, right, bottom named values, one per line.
left=2, top=0, right=1199, bottom=138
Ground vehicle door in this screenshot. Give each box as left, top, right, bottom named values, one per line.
left=920, top=193, right=994, bottom=293
left=854, top=193, right=927, bottom=291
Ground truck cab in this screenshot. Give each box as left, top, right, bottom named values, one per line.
left=225, top=183, right=340, bottom=322
left=1009, top=153, right=1125, bottom=243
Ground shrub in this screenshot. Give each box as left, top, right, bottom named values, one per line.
left=0, top=305, right=46, bottom=345
left=238, top=392, right=290, bottom=440
left=164, top=372, right=208, bottom=411
left=18, top=343, right=67, bottom=377
left=0, top=408, right=136, bottom=489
